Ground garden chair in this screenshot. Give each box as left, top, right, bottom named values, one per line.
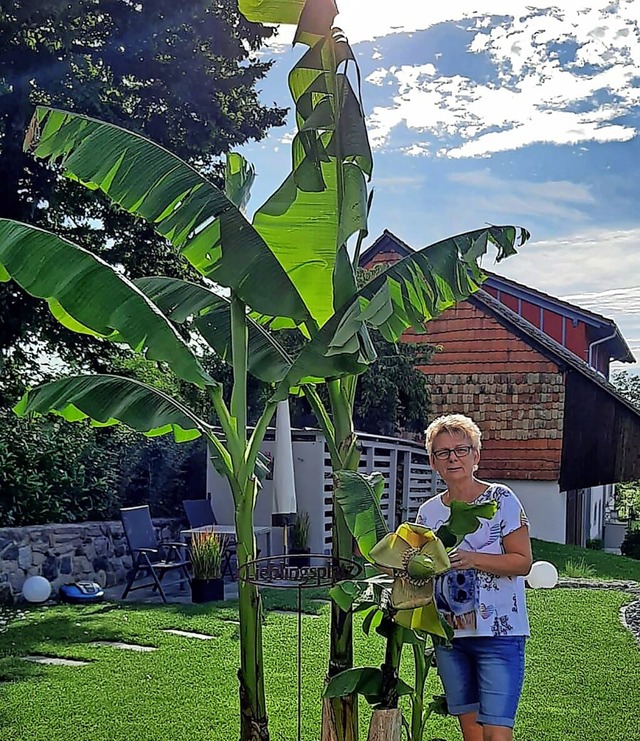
left=182, top=499, right=237, bottom=580
left=120, top=505, right=191, bottom=603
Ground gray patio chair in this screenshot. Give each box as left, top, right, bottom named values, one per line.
left=121, top=505, right=191, bottom=603
left=182, top=499, right=237, bottom=581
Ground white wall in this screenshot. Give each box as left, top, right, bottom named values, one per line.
left=587, top=485, right=610, bottom=541
left=206, top=436, right=328, bottom=556
left=494, top=479, right=566, bottom=544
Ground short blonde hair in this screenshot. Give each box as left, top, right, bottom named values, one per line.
left=424, top=414, right=482, bottom=455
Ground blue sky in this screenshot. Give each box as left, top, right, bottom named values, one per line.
left=239, top=1, right=640, bottom=375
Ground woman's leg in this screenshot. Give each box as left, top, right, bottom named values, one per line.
left=459, top=711, right=483, bottom=741
left=434, top=641, right=480, bottom=741
left=472, top=636, right=526, bottom=741
left=482, top=724, right=512, bottom=741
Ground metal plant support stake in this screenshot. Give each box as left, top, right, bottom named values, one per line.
left=239, top=554, right=363, bottom=741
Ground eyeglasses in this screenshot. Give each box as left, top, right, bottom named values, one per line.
left=431, top=445, right=473, bottom=461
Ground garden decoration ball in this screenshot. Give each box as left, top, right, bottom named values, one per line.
left=526, top=560, right=558, bottom=589
left=22, top=575, right=52, bottom=603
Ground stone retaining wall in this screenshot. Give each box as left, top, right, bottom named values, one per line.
left=0, top=518, right=182, bottom=604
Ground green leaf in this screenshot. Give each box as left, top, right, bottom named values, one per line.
left=224, top=152, right=255, bottom=213
left=252, top=157, right=367, bottom=327
left=329, top=579, right=368, bottom=613
left=358, top=226, right=531, bottom=342
left=238, top=0, right=309, bottom=25
left=0, top=220, right=211, bottom=388
left=25, top=107, right=310, bottom=324
left=251, top=35, right=371, bottom=328
left=333, top=470, right=389, bottom=561
left=239, top=0, right=338, bottom=44
left=135, top=277, right=298, bottom=384
left=428, top=695, right=449, bottom=717
left=13, top=375, right=210, bottom=444
left=323, top=667, right=383, bottom=700
left=437, top=500, right=498, bottom=549
left=278, top=225, right=527, bottom=390
left=362, top=606, right=384, bottom=637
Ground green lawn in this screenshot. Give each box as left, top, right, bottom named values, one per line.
left=532, top=539, right=640, bottom=581
left=0, top=587, right=638, bottom=741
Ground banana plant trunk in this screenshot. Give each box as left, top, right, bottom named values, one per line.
left=228, top=296, right=269, bottom=741
left=235, top=487, right=269, bottom=741
left=322, top=382, right=360, bottom=741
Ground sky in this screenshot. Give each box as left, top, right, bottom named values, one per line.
left=239, top=0, right=640, bottom=375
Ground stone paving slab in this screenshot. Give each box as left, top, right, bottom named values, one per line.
left=22, top=655, right=90, bottom=666
left=90, top=640, right=156, bottom=652
left=162, top=629, right=215, bottom=640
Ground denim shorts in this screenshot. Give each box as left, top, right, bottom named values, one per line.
left=434, top=635, right=526, bottom=728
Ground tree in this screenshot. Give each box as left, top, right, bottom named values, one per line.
left=611, top=371, right=640, bottom=519
left=0, top=0, right=286, bottom=391
left=353, top=331, right=433, bottom=436
left=0, top=2, right=528, bottom=739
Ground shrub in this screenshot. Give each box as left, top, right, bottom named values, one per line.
left=0, top=410, right=121, bottom=526
left=290, top=512, right=311, bottom=551
left=586, top=538, right=604, bottom=551
left=0, top=408, right=206, bottom=526
left=563, top=558, right=596, bottom=578
left=620, top=527, right=640, bottom=561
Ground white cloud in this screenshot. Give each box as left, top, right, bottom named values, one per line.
left=494, top=227, right=640, bottom=296
left=361, top=0, right=640, bottom=157
left=447, top=169, right=596, bottom=221
left=562, top=286, right=640, bottom=316
left=492, top=226, right=640, bottom=371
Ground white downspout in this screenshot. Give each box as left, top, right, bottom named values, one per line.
left=587, top=330, right=617, bottom=371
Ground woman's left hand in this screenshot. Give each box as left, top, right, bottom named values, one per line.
left=448, top=548, right=477, bottom=570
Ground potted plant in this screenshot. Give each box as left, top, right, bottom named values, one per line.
left=190, top=530, right=225, bottom=603
left=288, top=512, right=311, bottom=566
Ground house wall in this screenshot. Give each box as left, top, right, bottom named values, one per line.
left=494, top=479, right=566, bottom=544
left=206, top=436, right=327, bottom=557
left=587, top=485, right=610, bottom=541
left=561, top=371, right=640, bottom=489
left=484, top=285, right=593, bottom=367
left=407, top=301, right=565, bottom=483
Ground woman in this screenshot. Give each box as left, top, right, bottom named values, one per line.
left=416, top=414, right=532, bottom=741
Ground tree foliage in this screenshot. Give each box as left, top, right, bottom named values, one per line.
left=611, top=370, right=640, bottom=519
left=0, top=0, right=286, bottom=389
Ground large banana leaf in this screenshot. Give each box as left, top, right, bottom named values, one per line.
left=238, top=0, right=338, bottom=37
left=358, top=225, right=531, bottom=342
left=277, top=225, right=529, bottom=393
left=333, top=470, right=388, bottom=561
left=135, top=276, right=306, bottom=384
left=252, top=57, right=371, bottom=327
left=0, top=220, right=211, bottom=388
left=14, top=375, right=210, bottom=443
left=24, top=107, right=310, bottom=324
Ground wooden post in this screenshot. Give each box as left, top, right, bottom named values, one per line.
left=367, top=709, right=403, bottom=741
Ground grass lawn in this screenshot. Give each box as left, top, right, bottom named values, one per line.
left=532, top=539, right=640, bottom=581
left=0, top=587, right=638, bottom=740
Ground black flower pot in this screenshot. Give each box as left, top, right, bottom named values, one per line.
left=288, top=548, right=311, bottom=567
left=191, top=577, right=225, bottom=604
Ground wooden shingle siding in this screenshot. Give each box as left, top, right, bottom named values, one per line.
left=407, top=302, right=560, bottom=376
left=409, top=301, right=565, bottom=481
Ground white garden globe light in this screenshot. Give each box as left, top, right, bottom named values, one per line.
left=526, top=561, right=558, bottom=589
left=22, top=575, right=52, bottom=603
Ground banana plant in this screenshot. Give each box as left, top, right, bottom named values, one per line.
left=233, top=3, right=530, bottom=739
left=325, top=471, right=497, bottom=741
